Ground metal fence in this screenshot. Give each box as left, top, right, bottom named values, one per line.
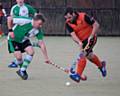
left=1, top=0, right=120, bottom=36
left=38, top=7, right=120, bottom=36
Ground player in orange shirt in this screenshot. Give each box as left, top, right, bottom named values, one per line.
left=0, top=3, right=6, bottom=36
left=64, top=7, right=107, bottom=83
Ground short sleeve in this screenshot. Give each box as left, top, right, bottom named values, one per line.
left=36, top=28, right=44, bottom=40
left=66, top=23, right=74, bottom=33
left=10, top=6, right=14, bottom=16
left=26, top=4, right=36, bottom=16
left=84, top=15, right=95, bottom=25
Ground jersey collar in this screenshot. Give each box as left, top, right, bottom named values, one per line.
left=17, top=3, right=25, bottom=7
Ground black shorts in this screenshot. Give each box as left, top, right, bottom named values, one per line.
left=8, top=39, right=32, bottom=53
left=82, top=35, right=97, bottom=56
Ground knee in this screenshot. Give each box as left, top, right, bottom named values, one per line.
left=78, top=52, right=87, bottom=63
left=87, top=52, right=94, bottom=60
left=28, top=50, right=34, bottom=56
left=25, top=46, right=35, bottom=56
left=79, top=51, right=86, bottom=58
left=15, top=55, right=22, bottom=61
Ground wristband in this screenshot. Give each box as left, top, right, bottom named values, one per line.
left=9, top=29, right=13, bottom=32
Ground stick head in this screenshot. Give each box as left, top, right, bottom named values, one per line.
left=64, top=68, right=70, bottom=73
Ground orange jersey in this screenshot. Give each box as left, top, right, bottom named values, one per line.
left=66, top=13, right=93, bottom=41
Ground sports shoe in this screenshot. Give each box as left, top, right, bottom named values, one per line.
left=99, top=61, right=107, bottom=77
left=70, top=67, right=75, bottom=74
left=70, top=61, right=76, bottom=74
left=16, top=70, right=28, bottom=80
left=69, top=73, right=81, bottom=83
left=8, top=62, right=18, bottom=68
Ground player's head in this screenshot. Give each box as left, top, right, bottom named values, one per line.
left=64, top=7, right=78, bottom=20
left=64, top=7, right=74, bottom=20
left=33, top=14, right=45, bottom=28
left=0, top=3, right=3, bottom=9
left=16, top=0, right=24, bottom=6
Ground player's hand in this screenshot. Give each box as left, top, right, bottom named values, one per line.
left=9, top=32, right=14, bottom=39
left=78, top=41, right=83, bottom=50
left=88, top=35, right=94, bottom=43
left=45, top=60, right=53, bottom=64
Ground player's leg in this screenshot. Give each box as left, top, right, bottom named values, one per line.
left=8, top=39, right=23, bottom=67
left=8, top=56, right=23, bottom=68
left=15, top=52, right=29, bottom=80
left=86, top=35, right=107, bottom=77
left=69, top=51, right=87, bottom=83
left=20, top=46, right=34, bottom=72
left=14, top=51, right=28, bottom=80
left=87, top=52, right=102, bottom=67
left=8, top=41, right=38, bottom=68
left=16, top=40, right=34, bottom=80
left=70, top=39, right=88, bottom=74
left=87, top=52, right=107, bottom=77
left=70, top=53, right=80, bottom=74
left=69, top=38, right=90, bottom=83
left=14, top=51, right=23, bottom=67
left=8, top=58, right=19, bottom=68
left=7, top=16, right=13, bottom=31
left=8, top=40, right=23, bottom=68
left=7, top=16, right=17, bottom=68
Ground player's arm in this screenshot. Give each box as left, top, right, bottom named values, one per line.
left=66, top=24, right=82, bottom=49
left=85, top=15, right=100, bottom=37
left=7, top=16, right=13, bottom=31
left=92, top=21, right=100, bottom=36
left=36, top=29, right=51, bottom=63
left=38, top=40, right=50, bottom=62
left=7, top=16, right=14, bottom=38
left=7, top=6, right=14, bottom=38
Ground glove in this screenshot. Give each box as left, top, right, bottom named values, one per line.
left=45, top=60, right=52, bottom=64
left=9, top=32, right=14, bottom=39
left=88, top=35, right=94, bottom=44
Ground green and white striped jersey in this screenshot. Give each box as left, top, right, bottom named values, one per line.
left=8, top=22, right=44, bottom=43
left=11, top=3, right=36, bottom=17
left=10, top=3, right=36, bottom=25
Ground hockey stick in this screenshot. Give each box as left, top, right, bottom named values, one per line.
left=46, top=62, right=87, bottom=81
left=45, top=36, right=97, bottom=81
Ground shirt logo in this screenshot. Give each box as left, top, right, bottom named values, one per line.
left=22, top=10, right=26, bottom=13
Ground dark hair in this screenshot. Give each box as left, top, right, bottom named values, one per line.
left=33, top=14, right=45, bottom=22
left=64, top=7, right=74, bottom=15
left=64, top=7, right=79, bottom=19
left=0, top=3, right=3, bottom=9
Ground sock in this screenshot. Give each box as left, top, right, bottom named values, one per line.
left=89, top=54, right=102, bottom=68
left=14, top=58, right=23, bottom=65
left=15, top=59, right=23, bottom=67
left=71, top=53, right=80, bottom=70
left=20, top=55, right=33, bottom=71
left=76, top=53, right=87, bottom=75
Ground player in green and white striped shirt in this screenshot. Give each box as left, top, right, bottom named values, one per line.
left=7, top=0, right=36, bottom=29
left=8, top=14, right=51, bottom=80
left=8, top=0, right=51, bottom=68
left=8, top=0, right=37, bottom=68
